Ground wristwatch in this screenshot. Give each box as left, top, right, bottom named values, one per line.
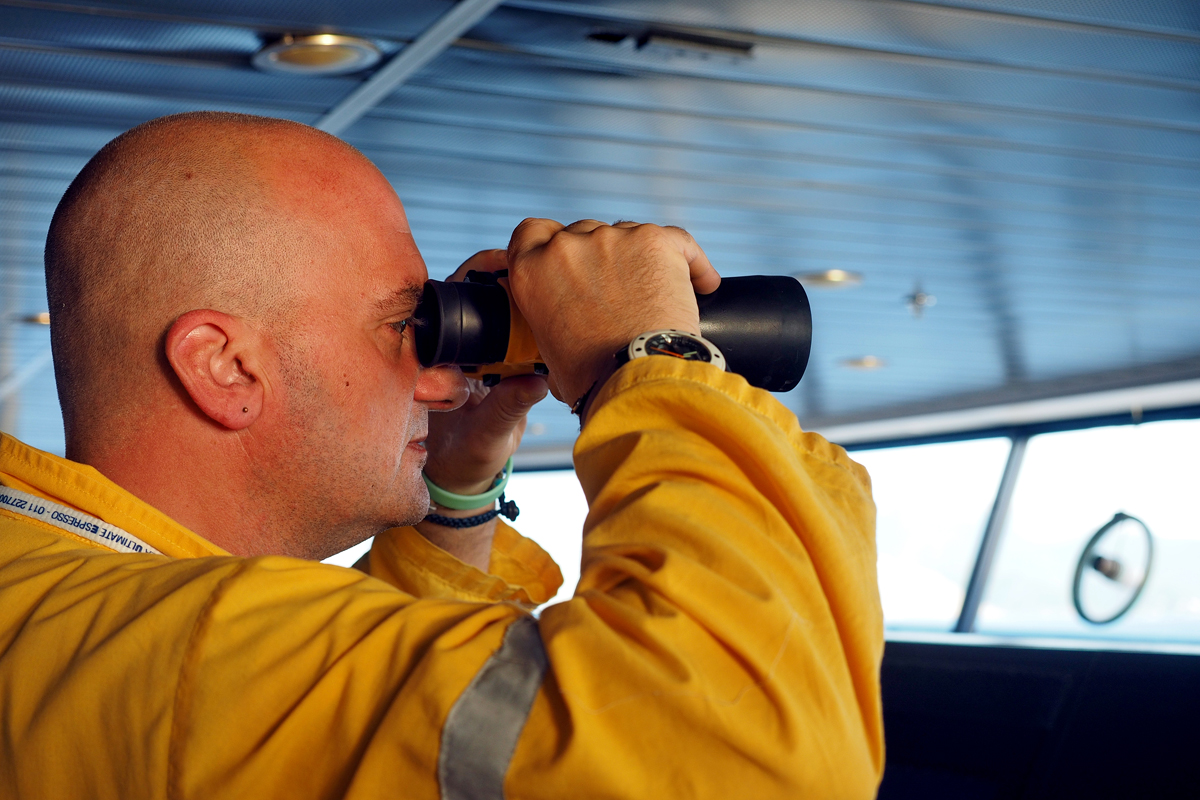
left=616, top=329, right=726, bottom=371
left=573, top=330, right=727, bottom=421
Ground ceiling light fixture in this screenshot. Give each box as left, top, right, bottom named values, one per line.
left=840, top=356, right=886, bottom=370
left=905, top=283, right=936, bottom=318
left=796, top=269, right=863, bottom=288
left=252, top=34, right=382, bottom=77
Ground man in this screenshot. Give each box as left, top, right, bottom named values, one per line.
left=0, top=112, right=884, bottom=798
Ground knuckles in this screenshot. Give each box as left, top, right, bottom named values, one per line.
left=507, top=217, right=560, bottom=260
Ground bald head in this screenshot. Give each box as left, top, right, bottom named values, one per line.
left=45, top=112, right=371, bottom=446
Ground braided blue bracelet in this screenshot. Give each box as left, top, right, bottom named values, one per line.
left=424, top=494, right=520, bottom=529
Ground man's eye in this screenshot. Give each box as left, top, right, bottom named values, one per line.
left=390, top=315, right=424, bottom=340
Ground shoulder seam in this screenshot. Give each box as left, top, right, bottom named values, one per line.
left=166, top=558, right=251, bottom=800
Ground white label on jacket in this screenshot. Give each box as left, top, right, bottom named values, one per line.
left=0, top=485, right=161, bottom=555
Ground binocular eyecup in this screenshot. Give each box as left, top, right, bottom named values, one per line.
left=414, top=273, right=811, bottom=393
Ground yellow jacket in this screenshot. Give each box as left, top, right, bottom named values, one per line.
left=0, top=358, right=883, bottom=799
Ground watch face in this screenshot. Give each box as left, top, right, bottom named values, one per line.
left=642, top=332, right=713, bottom=362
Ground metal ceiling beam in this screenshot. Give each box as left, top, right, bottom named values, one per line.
left=503, top=0, right=1200, bottom=44
left=316, top=0, right=506, bottom=136
left=805, top=354, right=1200, bottom=445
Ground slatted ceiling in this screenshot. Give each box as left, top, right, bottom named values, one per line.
left=0, top=50, right=353, bottom=112
left=0, top=1, right=1197, bottom=455
left=403, top=69, right=1200, bottom=212
left=926, top=0, right=1200, bottom=33
left=4, top=0, right=452, bottom=39
left=520, top=0, right=1200, bottom=50
left=0, top=5, right=265, bottom=58
left=479, top=21, right=1194, bottom=126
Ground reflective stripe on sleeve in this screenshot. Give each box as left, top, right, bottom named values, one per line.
left=438, top=615, right=548, bottom=800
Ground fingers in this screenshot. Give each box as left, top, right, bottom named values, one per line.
left=663, top=224, right=721, bottom=295
left=562, top=219, right=607, bottom=233
left=423, top=374, right=548, bottom=495
left=446, top=249, right=507, bottom=282
left=511, top=218, right=718, bottom=288
left=504, top=216, right=719, bottom=410
left=508, top=218, right=565, bottom=263
left=473, top=375, right=549, bottom=439
left=603, top=221, right=722, bottom=294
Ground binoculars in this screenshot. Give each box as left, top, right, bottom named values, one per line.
left=414, top=271, right=812, bottom=393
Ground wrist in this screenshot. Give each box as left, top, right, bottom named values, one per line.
left=423, top=490, right=518, bottom=531
left=426, top=476, right=495, bottom=496
left=423, top=457, right=512, bottom=510
left=422, top=458, right=518, bottom=531
left=414, top=516, right=498, bottom=572
left=556, top=317, right=701, bottom=405
left=573, top=357, right=621, bottom=426
left=572, top=326, right=717, bottom=425
left=426, top=501, right=496, bottom=518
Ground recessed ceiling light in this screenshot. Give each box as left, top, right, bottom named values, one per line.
left=796, top=269, right=863, bottom=288
left=20, top=312, right=50, bottom=325
left=252, top=34, right=381, bottom=77
left=840, top=356, right=886, bottom=370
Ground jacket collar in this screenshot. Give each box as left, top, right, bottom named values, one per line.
left=0, top=433, right=226, bottom=558
left=0, top=434, right=564, bottom=607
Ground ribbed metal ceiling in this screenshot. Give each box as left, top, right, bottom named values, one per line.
left=1, top=0, right=1198, bottom=457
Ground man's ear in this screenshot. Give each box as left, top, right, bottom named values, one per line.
left=165, top=310, right=265, bottom=431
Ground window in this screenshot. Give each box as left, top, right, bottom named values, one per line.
left=504, top=469, right=588, bottom=605
left=851, top=439, right=1011, bottom=630
left=976, top=420, right=1200, bottom=643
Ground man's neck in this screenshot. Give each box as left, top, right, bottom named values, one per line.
left=70, top=413, right=313, bottom=558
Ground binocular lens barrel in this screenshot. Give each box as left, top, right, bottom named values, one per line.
left=415, top=275, right=811, bottom=393
left=415, top=280, right=511, bottom=368
left=697, top=275, right=811, bottom=393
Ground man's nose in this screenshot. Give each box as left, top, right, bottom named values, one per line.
left=414, top=364, right=469, bottom=411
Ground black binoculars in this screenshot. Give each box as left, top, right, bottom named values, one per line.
left=413, top=272, right=812, bottom=393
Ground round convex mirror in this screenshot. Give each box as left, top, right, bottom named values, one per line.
left=1072, top=512, right=1153, bottom=625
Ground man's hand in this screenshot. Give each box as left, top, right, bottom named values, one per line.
left=416, top=370, right=544, bottom=572
left=421, top=249, right=549, bottom=496
left=506, top=219, right=721, bottom=411
left=422, top=373, right=547, bottom=496
left=416, top=250, right=548, bottom=571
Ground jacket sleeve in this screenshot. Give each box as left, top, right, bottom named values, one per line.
left=0, top=358, right=881, bottom=800
left=173, top=360, right=882, bottom=799
left=510, top=357, right=884, bottom=798
left=362, top=521, right=561, bottom=608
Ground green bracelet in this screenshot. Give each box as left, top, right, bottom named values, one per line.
left=423, top=457, right=513, bottom=510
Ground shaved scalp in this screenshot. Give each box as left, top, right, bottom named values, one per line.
left=44, top=111, right=369, bottom=446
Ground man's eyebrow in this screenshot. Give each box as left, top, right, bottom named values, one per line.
left=374, top=284, right=423, bottom=316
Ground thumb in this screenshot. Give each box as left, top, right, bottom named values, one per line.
left=474, top=375, right=549, bottom=435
